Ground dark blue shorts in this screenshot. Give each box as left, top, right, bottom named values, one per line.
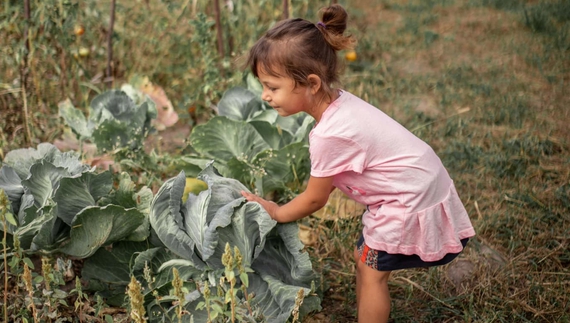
left=356, top=236, right=469, bottom=271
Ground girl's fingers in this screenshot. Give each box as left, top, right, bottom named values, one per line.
left=241, top=190, right=259, bottom=202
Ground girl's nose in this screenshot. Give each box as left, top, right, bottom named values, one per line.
left=261, top=89, right=271, bottom=102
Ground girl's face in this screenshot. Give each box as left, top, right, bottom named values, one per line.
left=257, top=67, right=314, bottom=118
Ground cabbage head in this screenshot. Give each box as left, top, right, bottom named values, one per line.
left=0, top=143, right=149, bottom=257
left=149, top=161, right=321, bottom=322
left=58, top=85, right=157, bottom=152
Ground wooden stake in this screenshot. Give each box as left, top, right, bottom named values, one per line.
left=106, top=0, right=116, bottom=88
left=283, top=0, right=289, bottom=19
left=214, top=0, right=224, bottom=57
left=21, top=0, right=32, bottom=145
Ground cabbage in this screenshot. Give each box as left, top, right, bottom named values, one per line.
left=58, top=87, right=157, bottom=152
left=149, top=161, right=321, bottom=322
left=0, top=143, right=149, bottom=257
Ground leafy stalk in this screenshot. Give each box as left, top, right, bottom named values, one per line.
left=221, top=243, right=236, bottom=323
left=172, top=268, right=184, bottom=322
left=202, top=282, right=212, bottom=322
left=290, top=289, right=305, bottom=323
left=22, top=263, right=38, bottom=323
left=128, top=276, right=146, bottom=323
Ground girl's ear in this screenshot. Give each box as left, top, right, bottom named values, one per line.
left=306, top=74, right=322, bottom=95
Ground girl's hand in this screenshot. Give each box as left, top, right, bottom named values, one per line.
left=241, top=191, right=281, bottom=221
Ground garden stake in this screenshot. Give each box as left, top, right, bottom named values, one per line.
left=106, top=0, right=116, bottom=88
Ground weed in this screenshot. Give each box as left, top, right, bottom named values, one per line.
left=127, top=276, right=146, bottom=323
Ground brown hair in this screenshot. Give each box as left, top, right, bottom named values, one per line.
left=246, top=4, right=356, bottom=100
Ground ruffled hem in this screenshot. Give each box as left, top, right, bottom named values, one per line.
left=363, top=183, right=476, bottom=262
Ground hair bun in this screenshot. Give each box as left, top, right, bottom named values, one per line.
left=318, top=4, right=356, bottom=51
left=319, top=4, right=348, bottom=34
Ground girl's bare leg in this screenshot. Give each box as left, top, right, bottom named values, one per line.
left=354, top=248, right=391, bottom=323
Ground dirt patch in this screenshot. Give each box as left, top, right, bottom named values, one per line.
left=144, top=119, right=192, bottom=154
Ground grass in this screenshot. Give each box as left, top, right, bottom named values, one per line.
left=305, top=0, right=569, bottom=321
left=1, top=0, right=570, bottom=322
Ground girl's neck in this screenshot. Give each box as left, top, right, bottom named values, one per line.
left=311, top=88, right=340, bottom=123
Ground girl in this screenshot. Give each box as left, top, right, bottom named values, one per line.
left=241, top=4, right=476, bottom=323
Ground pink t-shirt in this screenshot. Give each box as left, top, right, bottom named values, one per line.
left=309, top=91, right=475, bottom=261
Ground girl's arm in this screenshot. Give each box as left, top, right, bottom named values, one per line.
left=241, top=176, right=334, bottom=223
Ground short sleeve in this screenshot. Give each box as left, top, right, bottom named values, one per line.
left=310, top=134, right=366, bottom=177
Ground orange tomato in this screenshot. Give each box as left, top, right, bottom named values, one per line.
left=74, top=25, right=85, bottom=36
left=345, top=50, right=357, bottom=62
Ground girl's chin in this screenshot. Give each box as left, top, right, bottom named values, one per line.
left=274, top=109, right=287, bottom=116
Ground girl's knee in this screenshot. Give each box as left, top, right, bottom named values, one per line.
left=358, top=263, right=391, bottom=284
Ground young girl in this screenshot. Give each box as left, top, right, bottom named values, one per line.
left=241, top=4, right=476, bottom=323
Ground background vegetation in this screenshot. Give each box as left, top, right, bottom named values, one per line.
left=1, top=0, right=569, bottom=322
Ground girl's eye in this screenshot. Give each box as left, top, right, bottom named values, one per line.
left=269, top=87, right=277, bottom=91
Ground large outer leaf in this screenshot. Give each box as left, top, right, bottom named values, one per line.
left=83, top=241, right=160, bottom=285
left=53, top=171, right=112, bottom=225
left=245, top=73, right=263, bottom=96
left=217, top=86, right=265, bottom=121
left=92, top=118, right=141, bottom=151
left=247, top=223, right=321, bottom=322
left=103, top=172, right=153, bottom=241
left=150, top=173, right=204, bottom=267
left=190, top=116, right=270, bottom=162
left=14, top=203, right=55, bottom=249
left=82, top=246, right=135, bottom=285
left=4, top=143, right=73, bottom=179
left=0, top=166, right=24, bottom=215
left=254, top=142, right=311, bottom=195
left=249, top=120, right=294, bottom=150
left=22, top=161, right=70, bottom=208
left=58, top=99, right=93, bottom=138
left=90, top=90, right=141, bottom=124
left=30, top=202, right=69, bottom=251
left=59, top=204, right=145, bottom=258
left=82, top=242, right=188, bottom=308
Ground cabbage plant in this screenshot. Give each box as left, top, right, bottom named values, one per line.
left=0, top=143, right=150, bottom=257
left=181, top=76, right=314, bottom=199
left=149, top=162, right=321, bottom=322
left=58, top=85, right=157, bottom=153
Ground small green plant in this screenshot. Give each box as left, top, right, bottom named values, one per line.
left=70, top=276, right=87, bottom=313
left=194, top=243, right=261, bottom=323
